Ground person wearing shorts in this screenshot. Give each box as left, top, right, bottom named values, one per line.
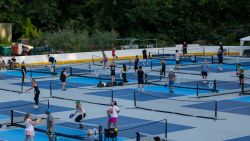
left=201, top=60, right=210, bottom=83
left=238, top=64, right=244, bottom=85
left=72, top=101, right=86, bottom=128
left=26, top=79, right=40, bottom=108
left=45, top=109, right=54, bottom=141
left=60, top=68, right=67, bottom=90
left=24, top=113, right=36, bottom=141
left=102, top=50, right=108, bottom=68
left=48, top=55, right=56, bottom=75
left=107, top=101, right=119, bottom=132
left=217, top=48, right=223, bottom=71
left=110, top=61, right=116, bottom=86
left=182, top=42, right=188, bottom=56
left=121, top=64, right=128, bottom=84
left=175, top=50, right=180, bottom=69
left=160, top=59, right=166, bottom=76
left=112, top=48, right=118, bottom=60
left=137, top=66, right=144, bottom=92
left=142, top=48, right=148, bottom=65
left=167, top=69, right=176, bottom=93
left=134, top=55, right=139, bottom=73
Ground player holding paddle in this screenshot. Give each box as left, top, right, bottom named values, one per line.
left=25, top=79, right=40, bottom=109
left=107, top=101, right=119, bottom=132
left=69, top=101, right=86, bottom=129
left=24, top=113, right=42, bottom=141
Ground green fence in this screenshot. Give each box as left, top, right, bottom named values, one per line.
left=0, top=46, right=11, bottom=56
left=31, top=46, right=53, bottom=55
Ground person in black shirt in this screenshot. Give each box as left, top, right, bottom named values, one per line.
left=160, top=59, right=166, bottom=76
left=121, top=64, right=128, bottom=84
left=137, top=66, right=144, bottom=92
left=142, top=48, right=148, bottom=65
left=182, top=42, right=188, bottom=56
left=110, top=61, right=116, bottom=86
left=26, top=79, right=40, bottom=108
left=21, top=62, right=26, bottom=83
left=134, top=55, right=139, bottom=73
left=60, top=68, right=67, bottom=90
left=217, top=48, right=223, bottom=71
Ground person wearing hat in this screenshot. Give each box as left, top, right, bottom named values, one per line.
left=167, top=69, right=176, bottom=93
left=70, top=101, right=86, bottom=128
left=45, top=109, right=54, bottom=141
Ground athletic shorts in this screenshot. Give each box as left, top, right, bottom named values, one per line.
left=60, top=78, right=66, bottom=82
left=218, top=58, right=223, bottom=63
left=239, top=74, right=244, bottom=80
left=134, top=66, right=138, bottom=70
left=183, top=48, right=187, bottom=54
left=138, top=79, right=144, bottom=84
left=108, top=117, right=118, bottom=123
left=169, top=80, right=175, bottom=86
left=143, top=56, right=147, bottom=59
left=201, top=71, right=208, bottom=76
left=111, top=72, right=115, bottom=76
left=176, top=60, right=180, bottom=64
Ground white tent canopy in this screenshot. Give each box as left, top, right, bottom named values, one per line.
left=240, top=36, right=250, bottom=56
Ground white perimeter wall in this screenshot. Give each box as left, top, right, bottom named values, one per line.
left=1, top=45, right=246, bottom=64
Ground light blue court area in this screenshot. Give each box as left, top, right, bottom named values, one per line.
left=0, top=70, right=53, bottom=78
left=67, top=77, right=101, bottom=85
left=144, top=85, right=210, bottom=96
left=233, top=96, right=250, bottom=102
left=12, top=79, right=91, bottom=90
left=85, top=116, right=194, bottom=139
left=85, top=88, right=181, bottom=101
left=151, top=59, right=194, bottom=66
left=0, top=100, right=74, bottom=116
left=225, top=136, right=250, bottom=141
left=0, top=73, right=19, bottom=79
left=185, top=100, right=250, bottom=116
left=0, top=114, right=9, bottom=120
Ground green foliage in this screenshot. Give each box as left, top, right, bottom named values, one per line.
left=1, top=0, right=250, bottom=49
left=22, top=18, right=42, bottom=39
left=35, top=29, right=119, bottom=52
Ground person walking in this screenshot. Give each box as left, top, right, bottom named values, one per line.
left=21, top=62, right=27, bottom=83
left=137, top=66, right=144, bottom=92
left=167, top=69, right=176, bottom=93
left=201, top=60, right=210, bottom=83
left=26, top=79, right=40, bottom=108
left=121, top=64, right=128, bottom=84
left=45, top=109, right=54, bottom=141
left=60, top=68, right=67, bottom=90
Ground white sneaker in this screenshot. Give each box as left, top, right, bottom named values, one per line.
left=33, top=105, right=38, bottom=108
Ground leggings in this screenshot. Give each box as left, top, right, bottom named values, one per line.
left=161, top=68, right=166, bottom=76
left=34, top=93, right=40, bottom=105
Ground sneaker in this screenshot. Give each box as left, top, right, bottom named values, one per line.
left=79, top=124, right=84, bottom=129
left=33, top=105, right=38, bottom=108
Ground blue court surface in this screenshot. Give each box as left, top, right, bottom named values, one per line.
left=225, top=136, right=250, bottom=141
left=0, top=114, right=9, bottom=120
left=0, top=116, right=193, bottom=141
left=0, top=73, right=20, bottom=79
left=181, top=64, right=236, bottom=73
left=185, top=100, right=250, bottom=116
left=12, top=79, right=91, bottom=90
left=0, top=100, right=74, bottom=116
left=85, top=115, right=194, bottom=139
left=1, top=70, right=53, bottom=78
left=85, top=88, right=182, bottom=101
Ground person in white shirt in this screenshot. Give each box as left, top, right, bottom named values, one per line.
left=107, top=101, right=119, bottom=132
left=70, top=100, right=86, bottom=129
left=24, top=113, right=36, bottom=141
left=175, top=50, right=180, bottom=69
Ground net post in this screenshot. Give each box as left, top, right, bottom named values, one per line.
left=111, top=90, right=114, bottom=102
left=228, top=48, right=229, bottom=56
left=92, top=55, right=94, bottom=65
left=69, top=66, right=72, bottom=76
left=165, top=119, right=168, bottom=139
left=98, top=126, right=103, bottom=141
left=203, top=47, right=205, bottom=56
left=214, top=100, right=218, bottom=120
left=11, top=110, right=13, bottom=126
left=158, top=49, right=159, bottom=55
left=89, top=63, right=91, bottom=73
left=30, top=66, right=32, bottom=78
left=50, top=81, right=52, bottom=98
left=211, top=55, right=214, bottom=63
left=129, top=59, right=131, bottom=69
left=196, top=82, right=199, bottom=97
left=47, top=99, right=50, bottom=109
left=134, top=90, right=137, bottom=106
left=136, top=132, right=140, bottom=141
left=150, top=59, right=153, bottom=70
left=213, top=79, right=217, bottom=92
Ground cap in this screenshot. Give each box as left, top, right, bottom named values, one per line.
left=45, top=109, right=51, bottom=114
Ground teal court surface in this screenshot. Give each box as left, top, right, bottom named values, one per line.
left=0, top=56, right=250, bottom=141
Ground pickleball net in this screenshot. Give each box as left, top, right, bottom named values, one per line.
left=10, top=110, right=103, bottom=141
left=133, top=90, right=218, bottom=119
